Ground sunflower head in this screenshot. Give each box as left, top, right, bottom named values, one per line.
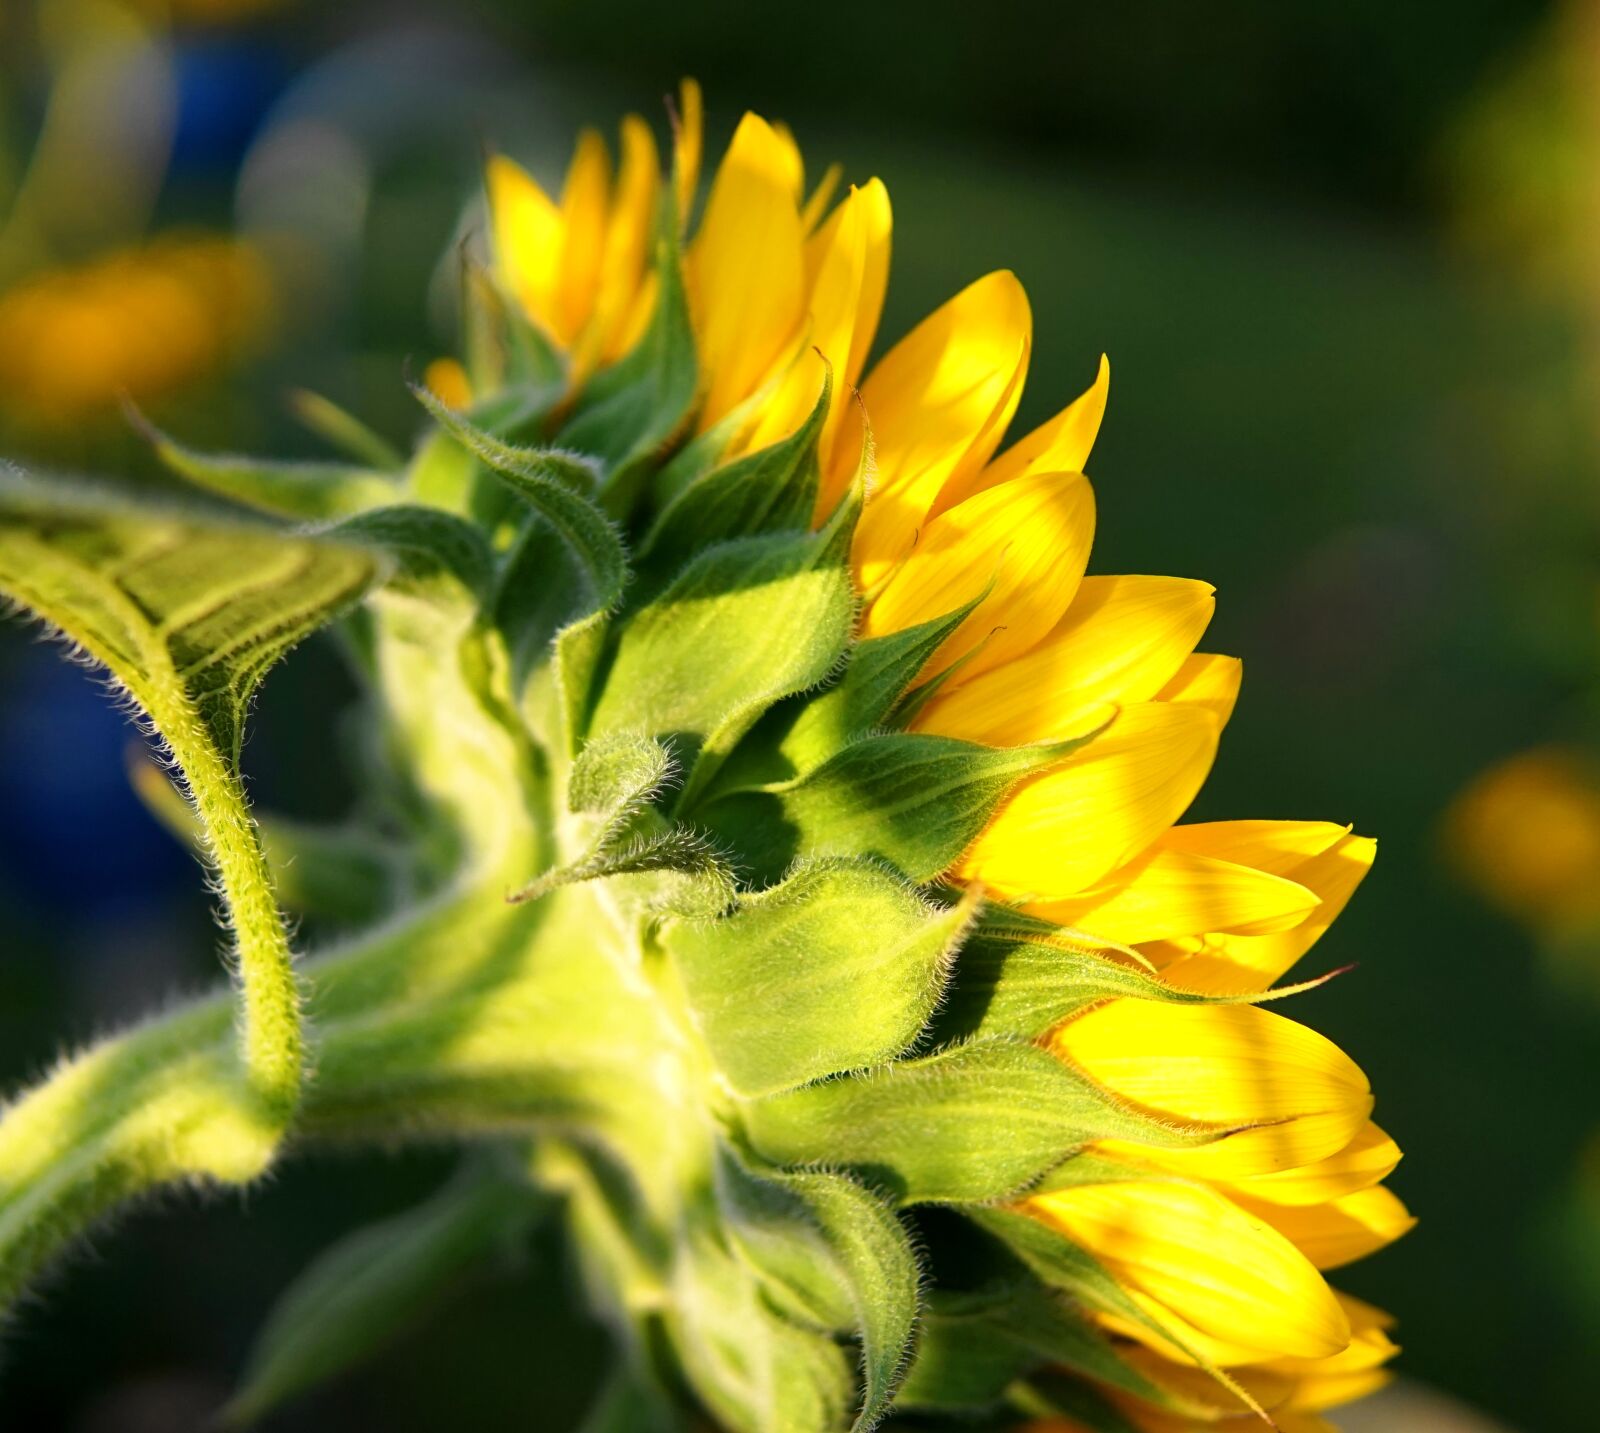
left=0, top=84, right=1406, bottom=1433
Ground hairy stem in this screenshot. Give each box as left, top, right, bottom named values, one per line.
left=0, top=875, right=617, bottom=1309
left=162, top=703, right=303, bottom=1122
left=0, top=999, right=260, bottom=1307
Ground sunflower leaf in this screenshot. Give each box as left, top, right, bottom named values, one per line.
left=745, top=1038, right=1223, bottom=1204
left=415, top=387, right=629, bottom=745
left=714, top=1145, right=923, bottom=1433
left=674, top=1227, right=857, bottom=1433
left=668, top=860, right=972, bottom=1096
left=131, top=407, right=398, bottom=521
left=697, top=731, right=1092, bottom=887
left=590, top=530, right=855, bottom=802
left=0, top=470, right=380, bottom=1117
left=771, top=599, right=984, bottom=776
left=636, top=364, right=827, bottom=589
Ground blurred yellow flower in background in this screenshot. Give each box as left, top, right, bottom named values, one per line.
left=1446, top=743, right=1600, bottom=933
left=1, top=0, right=289, bottom=431
left=0, top=235, right=272, bottom=423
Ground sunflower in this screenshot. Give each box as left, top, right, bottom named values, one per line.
left=485, top=87, right=1410, bottom=1427
left=0, top=83, right=1408, bottom=1433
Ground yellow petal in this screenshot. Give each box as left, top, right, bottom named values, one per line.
left=553, top=128, right=612, bottom=345
left=1239, top=1186, right=1416, bottom=1271
left=800, top=161, right=844, bottom=232
left=745, top=179, right=892, bottom=496
left=958, top=702, right=1220, bottom=896
left=734, top=345, right=833, bottom=477
left=813, top=179, right=893, bottom=390
left=673, top=77, right=704, bottom=223
left=1283, top=1369, right=1393, bottom=1417
left=822, top=178, right=892, bottom=511
left=766, top=120, right=808, bottom=201
left=1098, top=1290, right=1294, bottom=1370
left=421, top=357, right=472, bottom=411
left=863, top=471, right=1095, bottom=682
left=689, top=112, right=807, bottom=428
left=1113, top=1344, right=1297, bottom=1420
left=1157, top=651, right=1242, bottom=728
left=589, top=114, right=660, bottom=366
left=913, top=574, right=1215, bottom=746
left=1025, top=846, right=1320, bottom=947
left=847, top=270, right=1031, bottom=590
left=1105, top=1288, right=1392, bottom=1416
left=487, top=154, right=564, bottom=340
left=1027, top=1179, right=1351, bottom=1361
left=1148, top=828, right=1377, bottom=993
left=1215, top=1121, right=1402, bottom=1207
left=1108, top=1367, right=1290, bottom=1427
left=1159, top=820, right=1350, bottom=874
left=1268, top=1292, right=1399, bottom=1411
left=935, top=352, right=1111, bottom=514
left=1051, top=1000, right=1374, bottom=1177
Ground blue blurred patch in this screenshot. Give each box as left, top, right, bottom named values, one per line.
left=169, top=39, right=291, bottom=174
left=0, top=648, right=192, bottom=920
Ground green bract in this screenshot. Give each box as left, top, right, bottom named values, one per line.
left=0, top=221, right=1261, bottom=1433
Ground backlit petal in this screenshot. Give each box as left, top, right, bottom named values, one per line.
left=958, top=702, right=1220, bottom=896
left=766, top=120, right=807, bottom=201
left=1027, top=1179, right=1351, bottom=1361
left=1158, top=651, right=1242, bottom=728
left=841, top=181, right=892, bottom=388
left=1268, top=1292, right=1399, bottom=1411
left=1113, top=1345, right=1297, bottom=1419
left=590, top=115, right=660, bottom=366
left=935, top=352, right=1111, bottom=514
left=421, top=357, right=472, bottom=411
left=487, top=154, right=564, bottom=339
left=745, top=179, right=893, bottom=498
left=1149, top=829, right=1377, bottom=993
left=848, top=270, right=1031, bottom=589
left=689, top=112, right=807, bottom=428
left=800, top=161, right=843, bottom=232
left=1160, top=820, right=1350, bottom=873
left=1098, top=1292, right=1298, bottom=1370
left=1104, top=1296, right=1396, bottom=1425
left=1215, top=1121, right=1402, bottom=1207
left=1052, top=1001, right=1374, bottom=1177
left=1239, top=1186, right=1416, bottom=1271
left=912, top=574, right=1214, bottom=745
left=553, top=128, right=612, bottom=344
left=863, top=471, right=1095, bottom=682
left=1025, top=846, right=1320, bottom=946
left=673, top=77, right=704, bottom=223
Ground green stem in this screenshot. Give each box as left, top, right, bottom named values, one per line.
left=0, top=998, right=261, bottom=1307
left=0, top=876, right=607, bottom=1308
left=163, top=708, right=303, bottom=1122
left=0, top=528, right=310, bottom=1129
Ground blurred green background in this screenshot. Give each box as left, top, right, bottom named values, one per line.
left=3, top=1, right=1598, bottom=1428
